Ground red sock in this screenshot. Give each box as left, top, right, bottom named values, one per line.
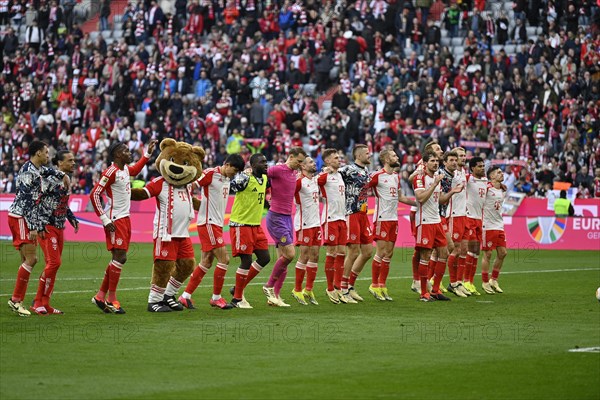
left=491, top=268, right=500, bottom=280
left=412, top=249, right=419, bottom=281
left=233, top=268, right=248, bottom=299
left=12, top=263, right=33, bottom=302
left=212, top=263, right=228, bottom=296
left=457, top=256, right=466, bottom=282
left=341, top=276, right=349, bottom=291
left=43, top=267, right=58, bottom=304
left=371, top=255, right=382, bottom=286
left=448, top=254, right=457, bottom=283
left=294, top=262, right=306, bottom=292
left=334, top=254, right=345, bottom=289
left=349, top=271, right=358, bottom=287
left=432, top=259, right=446, bottom=292
left=107, top=260, right=123, bottom=303
left=324, top=255, right=335, bottom=291
left=469, top=256, right=479, bottom=283
left=482, top=271, right=489, bottom=283
left=464, top=254, right=474, bottom=283
left=305, top=262, right=318, bottom=291
left=419, top=260, right=429, bottom=295
left=34, top=272, right=46, bottom=307
left=97, top=265, right=110, bottom=300
left=245, top=262, right=262, bottom=287
left=184, top=264, right=209, bottom=295
left=379, top=258, right=391, bottom=287
left=427, top=258, right=436, bottom=280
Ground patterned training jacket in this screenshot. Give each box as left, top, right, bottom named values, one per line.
left=8, top=161, right=65, bottom=231
left=339, top=163, right=371, bottom=215
left=38, top=174, right=77, bottom=230
left=438, top=167, right=454, bottom=218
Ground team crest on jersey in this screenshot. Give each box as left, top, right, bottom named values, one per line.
left=329, top=235, right=335, bottom=241
left=422, top=238, right=429, bottom=245
left=50, top=237, right=57, bottom=244
left=161, top=250, right=168, bottom=257
left=116, top=238, right=123, bottom=245
left=453, top=233, right=459, bottom=239
left=381, top=232, right=387, bottom=238
left=240, top=244, right=247, bottom=251
left=303, top=237, right=309, bottom=243
left=487, top=241, right=493, bottom=247
left=217, top=238, right=223, bottom=244
left=281, top=236, right=287, bottom=243
left=350, top=234, right=357, bottom=240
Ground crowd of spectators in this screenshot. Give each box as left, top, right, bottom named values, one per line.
left=1, top=0, right=599, bottom=198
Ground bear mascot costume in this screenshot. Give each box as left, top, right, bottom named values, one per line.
left=131, top=138, right=205, bottom=312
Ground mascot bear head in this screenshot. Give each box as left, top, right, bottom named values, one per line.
left=155, top=138, right=205, bottom=187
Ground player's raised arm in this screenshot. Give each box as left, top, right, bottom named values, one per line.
left=229, top=172, right=250, bottom=193
left=127, top=139, right=157, bottom=176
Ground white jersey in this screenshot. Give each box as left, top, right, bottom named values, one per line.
left=144, top=177, right=195, bottom=240
left=483, top=184, right=506, bottom=231
left=195, top=167, right=230, bottom=226
left=90, top=156, right=149, bottom=222
left=449, top=168, right=467, bottom=217
left=317, top=171, right=346, bottom=222
left=370, top=169, right=400, bottom=222
left=294, top=174, right=321, bottom=230
left=466, top=174, right=488, bottom=220
left=413, top=173, right=441, bottom=226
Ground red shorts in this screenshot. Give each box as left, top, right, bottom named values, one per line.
left=296, top=227, right=322, bottom=246
left=373, top=220, right=398, bottom=243
left=197, top=224, right=225, bottom=252
left=346, top=213, right=373, bottom=245
left=105, top=217, right=131, bottom=251
left=8, top=215, right=35, bottom=249
left=415, top=223, right=448, bottom=249
left=466, top=217, right=483, bottom=243
left=230, top=225, right=269, bottom=256
left=322, top=220, right=347, bottom=246
left=441, top=216, right=449, bottom=233
left=410, top=210, right=416, bottom=238
left=449, top=216, right=468, bottom=243
left=39, top=225, right=64, bottom=268
left=154, top=237, right=195, bottom=261
left=482, top=230, right=507, bottom=251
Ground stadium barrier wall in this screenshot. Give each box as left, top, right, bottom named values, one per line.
left=1, top=195, right=598, bottom=250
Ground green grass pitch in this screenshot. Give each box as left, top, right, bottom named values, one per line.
left=1, top=241, right=599, bottom=400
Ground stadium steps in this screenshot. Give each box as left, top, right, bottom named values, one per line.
left=80, top=0, right=128, bottom=34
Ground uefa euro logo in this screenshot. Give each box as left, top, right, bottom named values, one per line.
left=526, top=217, right=566, bottom=244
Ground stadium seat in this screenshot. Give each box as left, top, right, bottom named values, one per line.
left=101, top=30, right=112, bottom=39
left=112, top=30, right=123, bottom=39
left=90, top=31, right=99, bottom=40
left=135, top=111, right=146, bottom=127
left=451, top=37, right=463, bottom=46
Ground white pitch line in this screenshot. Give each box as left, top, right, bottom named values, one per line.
left=1, top=267, right=599, bottom=297
left=568, top=347, right=600, bottom=353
